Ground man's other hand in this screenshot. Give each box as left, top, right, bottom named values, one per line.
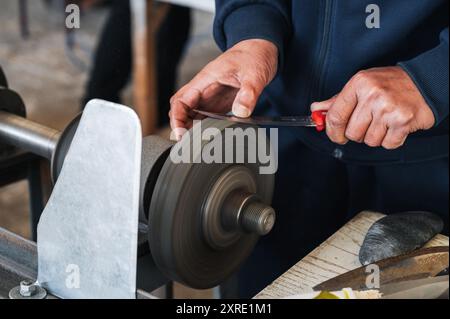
left=311, top=66, right=436, bottom=150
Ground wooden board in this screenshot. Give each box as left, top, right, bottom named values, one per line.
left=131, top=0, right=169, bottom=136
left=255, top=211, right=449, bottom=299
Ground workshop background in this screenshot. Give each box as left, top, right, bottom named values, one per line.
left=0, top=0, right=220, bottom=298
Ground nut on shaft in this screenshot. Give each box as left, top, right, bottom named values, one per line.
left=241, top=201, right=276, bottom=236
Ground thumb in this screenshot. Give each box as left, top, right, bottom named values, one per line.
left=232, top=81, right=265, bottom=118
left=311, top=95, right=338, bottom=112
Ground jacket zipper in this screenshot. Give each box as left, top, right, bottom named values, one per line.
left=310, top=0, right=333, bottom=103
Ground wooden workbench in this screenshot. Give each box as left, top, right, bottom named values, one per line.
left=255, top=211, right=449, bottom=299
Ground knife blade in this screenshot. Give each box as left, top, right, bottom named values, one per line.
left=285, top=276, right=449, bottom=299
left=193, top=109, right=327, bottom=131
left=314, top=246, right=449, bottom=292
left=292, top=276, right=449, bottom=299
left=380, top=275, right=449, bottom=299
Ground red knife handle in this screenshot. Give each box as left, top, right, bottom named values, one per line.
left=312, top=110, right=327, bottom=132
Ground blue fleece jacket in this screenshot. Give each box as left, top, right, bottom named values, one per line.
left=213, top=0, right=449, bottom=164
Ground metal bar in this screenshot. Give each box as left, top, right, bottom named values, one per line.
left=0, top=227, right=37, bottom=299
left=0, top=111, right=61, bottom=160
left=27, top=160, right=46, bottom=241
left=0, top=225, right=160, bottom=299
left=0, top=227, right=59, bottom=299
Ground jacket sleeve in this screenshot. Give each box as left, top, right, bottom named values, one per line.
left=213, top=0, right=292, bottom=69
left=398, top=28, right=449, bottom=126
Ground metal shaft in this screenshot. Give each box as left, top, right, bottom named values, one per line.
left=0, top=110, right=61, bottom=160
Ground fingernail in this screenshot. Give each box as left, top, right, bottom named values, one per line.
left=232, top=104, right=251, bottom=118
left=311, top=102, right=322, bottom=111
left=171, top=127, right=187, bottom=141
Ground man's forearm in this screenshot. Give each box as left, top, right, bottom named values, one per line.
left=398, top=28, right=449, bottom=126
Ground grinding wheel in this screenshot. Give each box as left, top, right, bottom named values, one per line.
left=51, top=114, right=81, bottom=182
left=139, top=135, right=174, bottom=222
left=148, top=119, right=275, bottom=289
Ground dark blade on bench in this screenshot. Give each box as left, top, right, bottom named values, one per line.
left=193, top=109, right=316, bottom=127
left=313, top=246, right=449, bottom=292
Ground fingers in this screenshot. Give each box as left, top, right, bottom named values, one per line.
left=169, top=70, right=216, bottom=134
left=325, top=81, right=358, bottom=145
left=382, top=128, right=408, bottom=150
left=344, top=103, right=372, bottom=143
left=310, top=67, right=423, bottom=150
left=169, top=88, right=201, bottom=139
left=364, top=120, right=388, bottom=147
left=316, top=96, right=408, bottom=150
left=311, top=95, right=337, bottom=112
left=232, top=80, right=266, bottom=118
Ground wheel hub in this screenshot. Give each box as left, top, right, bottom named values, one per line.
left=148, top=119, right=276, bottom=289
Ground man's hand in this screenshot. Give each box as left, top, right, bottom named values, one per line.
left=311, top=66, right=436, bottom=150
left=169, top=39, right=278, bottom=139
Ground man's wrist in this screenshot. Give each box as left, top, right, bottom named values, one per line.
left=231, top=39, right=279, bottom=75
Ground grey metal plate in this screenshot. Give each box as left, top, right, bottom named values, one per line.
left=37, top=100, right=142, bottom=299
left=0, top=226, right=163, bottom=299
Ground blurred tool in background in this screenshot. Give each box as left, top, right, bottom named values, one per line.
left=82, top=0, right=191, bottom=128
left=18, top=0, right=30, bottom=39
left=19, top=0, right=191, bottom=129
